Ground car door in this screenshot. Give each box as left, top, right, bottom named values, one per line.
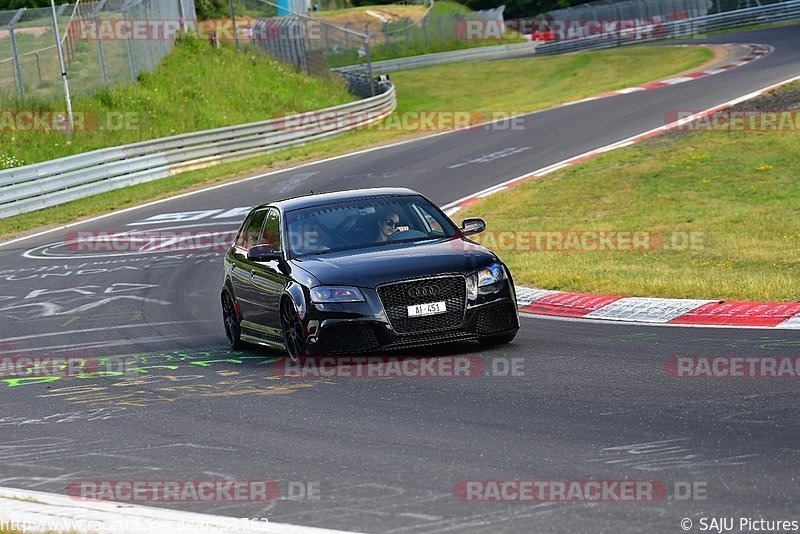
left=230, top=208, right=268, bottom=324
left=249, top=208, right=290, bottom=340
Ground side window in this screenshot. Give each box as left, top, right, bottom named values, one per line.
left=261, top=209, right=282, bottom=251
left=236, top=209, right=268, bottom=249
left=413, top=203, right=444, bottom=236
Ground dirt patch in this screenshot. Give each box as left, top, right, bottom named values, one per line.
left=317, top=5, right=427, bottom=27
left=672, top=44, right=730, bottom=77
left=729, top=81, right=800, bottom=113
left=0, top=26, right=49, bottom=40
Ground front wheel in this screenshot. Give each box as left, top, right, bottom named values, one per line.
left=280, top=298, right=306, bottom=361
left=222, top=291, right=246, bottom=350
left=478, top=332, right=517, bottom=346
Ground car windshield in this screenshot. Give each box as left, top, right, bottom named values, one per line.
left=285, top=195, right=459, bottom=257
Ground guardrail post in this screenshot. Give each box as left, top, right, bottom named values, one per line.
left=8, top=8, right=26, bottom=98
left=93, top=0, right=109, bottom=86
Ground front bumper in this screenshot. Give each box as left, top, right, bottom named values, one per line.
left=302, top=279, right=519, bottom=355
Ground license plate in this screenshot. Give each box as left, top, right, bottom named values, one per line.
left=407, top=301, right=447, bottom=317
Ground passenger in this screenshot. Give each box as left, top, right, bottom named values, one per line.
left=293, top=218, right=331, bottom=253
left=376, top=211, right=400, bottom=242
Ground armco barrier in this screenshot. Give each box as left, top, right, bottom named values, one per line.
left=0, top=83, right=395, bottom=219
left=333, top=42, right=536, bottom=75
left=536, top=0, right=800, bottom=55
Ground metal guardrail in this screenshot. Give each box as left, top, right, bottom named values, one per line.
left=0, top=84, right=396, bottom=219
left=536, top=0, right=800, bottom=54
left=333, top=42, right=536, bottom=75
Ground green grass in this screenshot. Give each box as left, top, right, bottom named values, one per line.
left=390, top=46, right=711, bottom=117
left=459, top=83, right=800, bottom=302
left=0, top=37, right=355, bottom=167
left=431, top=0, right=472, bottom=15
left=0, top=45, right=712, bottom=240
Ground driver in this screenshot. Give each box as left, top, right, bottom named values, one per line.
left=376, top=211, right=400, bottom=242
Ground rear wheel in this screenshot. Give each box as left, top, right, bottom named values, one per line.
left=478, top=332, right=517, bottom=346
left=281, top=298, right=306, bottom=361
left=222, top=291, right=246, bottom=350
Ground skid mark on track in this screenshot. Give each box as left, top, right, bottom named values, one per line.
left=587, top=438, right=756, bottom=472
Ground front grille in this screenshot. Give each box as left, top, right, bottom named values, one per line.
left=476, top=303, right=517, bottom=335
left=377, top=276, right=466, bottom=335
left=320, top=323, right=380, bottom=354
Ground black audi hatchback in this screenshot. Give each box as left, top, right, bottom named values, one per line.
left=221, top=188, right=519, bottom=358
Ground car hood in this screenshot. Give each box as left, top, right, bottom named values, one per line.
left=290, top=238, right=497, bottom=288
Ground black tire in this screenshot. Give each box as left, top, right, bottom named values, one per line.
left=222, top=291, right=246, bottom=350
left=280, top=298, right=306, bottom=361
left=478, top=331, right=517, bottom=346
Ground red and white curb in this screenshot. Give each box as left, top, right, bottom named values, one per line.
left=581, top=43, right=771, bottom=102
left=443, top=63, right=800, bottom=329
left=515, top=287, right=800, bottom=329
left=444, top=44, right=787, bottom=217
left=0, top=486, right=360, bottom=534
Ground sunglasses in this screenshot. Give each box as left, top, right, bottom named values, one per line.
left=382, top=219, right=400, bottom=228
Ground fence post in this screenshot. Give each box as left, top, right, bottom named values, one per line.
left=50, top=0, right=74, bottom=132
left=344, top=22, right=350, bottom=48
left=8, top=8, right=26, bottom=98
left=120, top=0, right=137, bottom=80
left=35, top=52, right=42, bottom=83
left=383, top=21, right=390, bottom=48
left=93, top=0, right=109, bottom=86
left=138, top=2, right=154, bottom=71
left=229, top=0, right=241, bottom=51
left=177, top=0, right=185, bottom=30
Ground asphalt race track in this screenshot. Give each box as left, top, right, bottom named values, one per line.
left=1, top=24, right=799, bottom=533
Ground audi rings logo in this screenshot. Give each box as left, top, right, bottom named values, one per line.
left=408, top=285, right=440, bottom=299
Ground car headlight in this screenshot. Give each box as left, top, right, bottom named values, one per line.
left=477, top=263, right=506, bottom=287
left=310, top=286, right=365, bottom=303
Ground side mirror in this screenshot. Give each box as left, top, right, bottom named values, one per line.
left=461, top=218, right=486, bottom=236
left=247, top=244, right=281, bottom=262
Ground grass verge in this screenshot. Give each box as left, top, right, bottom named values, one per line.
left=0, top=37, right=355, bottom=166
left=459, top=82, right=800, bottom=301
left=0, top=45, right=712, bottom=240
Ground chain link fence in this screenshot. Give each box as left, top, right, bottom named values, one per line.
left=0, top=0, right=195, bottom=105
left=540, top=0, right=797, bottom=40
left=223, top=0, right=509, bottom=95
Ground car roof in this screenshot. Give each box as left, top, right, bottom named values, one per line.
left=258, top=187, right=422, bottom=212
